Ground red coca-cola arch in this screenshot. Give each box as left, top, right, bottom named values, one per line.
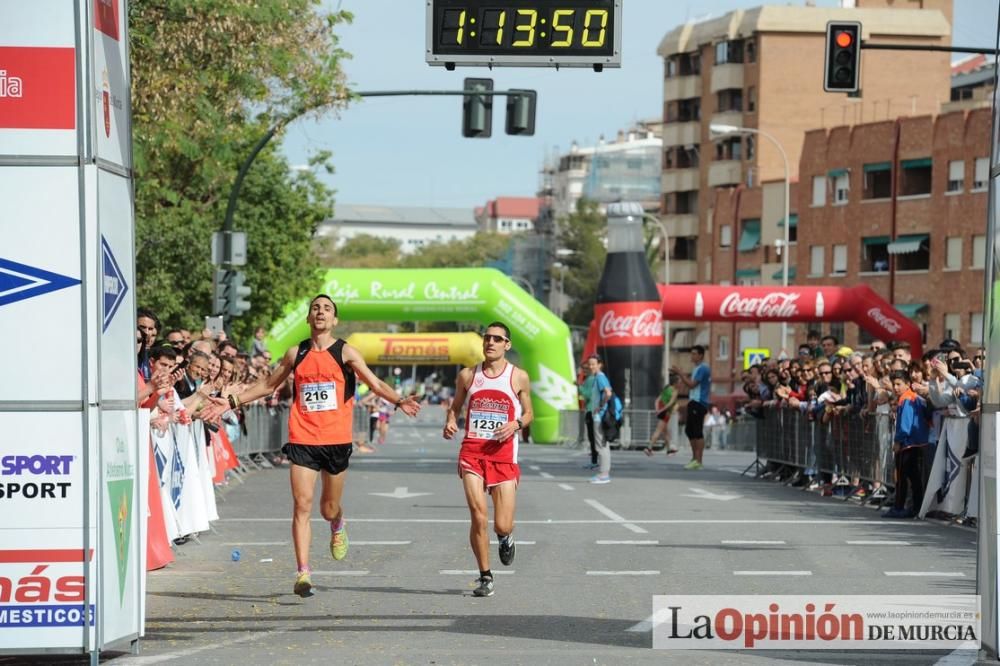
left=582, top=284, right=923, bottom=362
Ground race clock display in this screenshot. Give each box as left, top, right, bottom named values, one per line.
left=427, top=0, right=621, bottom=69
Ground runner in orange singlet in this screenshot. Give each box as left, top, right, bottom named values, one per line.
left=205, top=295, right=420, bottom=597
left=444, top=322, right=533, bottom=597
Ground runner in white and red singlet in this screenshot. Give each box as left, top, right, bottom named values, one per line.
left=443, top=321, right=533, bottom=598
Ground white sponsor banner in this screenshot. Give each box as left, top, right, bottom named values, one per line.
left=653, top=595, right=981, bottom=650
left=99, top=409, right=141, bottom=644
left=91, top=0, right=131, bottom=169
left=97, top=169, right=135, bottom=402
left=0, top=412, right=84, bottom=529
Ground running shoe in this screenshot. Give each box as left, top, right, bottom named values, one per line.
left=589, top=474, right=611, bottom=484
left=473, top=576, right=495, bottom=597
left=293, top=570, right=313, bottom=597
left=666, top=446, right=679, bottom=455
left=498, top=534, right=516, bottom=566
left=683, top=460, right=703, bottom=470
left=330, top=522, right=349, bottom=561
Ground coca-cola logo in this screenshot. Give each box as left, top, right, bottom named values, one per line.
left=720, top=292, right=800, bottom=319
left=599, top=308, right=662, bottom=340
left=868, top=307, right=901, bottom=334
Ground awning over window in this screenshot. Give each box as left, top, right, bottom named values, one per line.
left=864, top=162, right=892, bottom=173
left=894, top=303, right=928, bottom=319
left=693, top=328, right=710, bottom=347
left=771, top=266, right=796, bottom=280
left=671, top=329, right=693, bottom=349
left=735, top=268, right=761, bottom=278
left=827, top=168, right=848, bottom=178
left=901, top=157, right=932, bottom=169
left=737, top=219, right=761, bottom=252
left=777, top=214, right=798, bottom=228
left=887, top=233, right=929, bottom=255
left=863, top=235, right=891, bottom=246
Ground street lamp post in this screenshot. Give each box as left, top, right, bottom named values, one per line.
left=642, top=213, right=671, bottom=383
left=710, top=123, right=791, bottom=357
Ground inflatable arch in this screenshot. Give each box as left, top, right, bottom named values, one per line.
left=657, top=284, right=924, bottom=357
left=267, top=268, right=578, bottom=443
left=345, top=332, right=485, bottom=367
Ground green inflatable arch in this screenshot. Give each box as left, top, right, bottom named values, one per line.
left=267, top=268, right=578, bottom=443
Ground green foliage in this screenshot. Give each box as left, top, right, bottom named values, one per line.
left=128, top=0, right=353, bottom=342
left=556, top=200, right=607, bottom=327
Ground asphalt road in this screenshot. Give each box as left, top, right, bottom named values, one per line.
left=72, top=410, right=982, bottom=665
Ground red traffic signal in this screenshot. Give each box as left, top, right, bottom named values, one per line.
left=824, top=21, right=861, bottom=93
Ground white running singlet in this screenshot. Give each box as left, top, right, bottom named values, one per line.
left=461, top=362, right=522, bottom=463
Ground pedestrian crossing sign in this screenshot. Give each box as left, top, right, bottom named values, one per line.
left=743, top=348, right=770, bottom=369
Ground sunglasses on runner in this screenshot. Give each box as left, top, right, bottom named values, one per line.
left=483, top=334, right=509, bottom=344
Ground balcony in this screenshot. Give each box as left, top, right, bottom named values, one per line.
left=663, top=75, right=702, bottom=102
left=711, top=111, right=743, bottom=131
left=662, top=121, right=700, bottom=148
left=664, top=213, right=698, bottom=238
left=708, top=160, right=742, bottom=187
left=661, top=168, right=699, bottom=194
left=710, top=63, right=744, bottom=93
left=669, top=260, right=699, bottom=283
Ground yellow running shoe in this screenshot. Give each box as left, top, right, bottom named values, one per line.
left=293, top=570, right=312, bottom=597
left=330, top=522, right=349, bottom=561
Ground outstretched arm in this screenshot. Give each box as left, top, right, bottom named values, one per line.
left=342, top=344, right=420, bottom=416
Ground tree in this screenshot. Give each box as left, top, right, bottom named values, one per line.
left=128, top=0, right=352, bottom=341
left=556, top=199, right=607, bottom=327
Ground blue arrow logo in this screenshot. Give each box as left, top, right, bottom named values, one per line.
left=102, top=236, right=128, bottom=332
left=0, top=257, right=80, bottom=308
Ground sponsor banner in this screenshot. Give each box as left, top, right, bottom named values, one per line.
left=0, top=46, right=75, bottom=130
left=653, top=595, right=980, bottom=650
left=594, top=301, right=664, bottom=347
left=0, top=413, right=84, bottom=529
left=92, top=0, right=130, bottom=168
left=346, top=332, right=485, bottom=366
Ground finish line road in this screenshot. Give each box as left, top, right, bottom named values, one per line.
left=103, top=413, right=977, bottom=665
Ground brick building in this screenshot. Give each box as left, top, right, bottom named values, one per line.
left=657, top=0, right=953, bottom=387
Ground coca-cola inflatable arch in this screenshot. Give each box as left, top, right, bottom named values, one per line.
left=659, top=285, right=923, bottom=358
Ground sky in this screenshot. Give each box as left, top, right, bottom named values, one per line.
left=281, top=0, right=999, bottom=211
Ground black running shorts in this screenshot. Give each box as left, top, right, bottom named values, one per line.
left=282, top=443, right=353, bottom=475
left=685, top=401, right=708, bottom=440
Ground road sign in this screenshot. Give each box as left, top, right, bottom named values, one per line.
left=743, top=348, right=770, bottom=369
left=0, top=256, right=80, bottom=308
left=101, top=236, right=128, bottom=332
left=427, top=0, right=621, bottom=69
left=211, top=231, right=246, bottom=266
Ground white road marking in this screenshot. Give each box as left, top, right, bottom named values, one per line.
left=586, top=570, right=659, bottom=576
left=584, top=499, right=648, bottom=534
left=222, top=541, right=288, bottom=546
left=627, top=609, right=673, bottom=633
left=884, top=571, right=966, bottom=577
left=847, top=540, right=911, bottom=546
left=934, top=649, right=980, bottom=666
left=108, top=629, right=290, bottom=664
left=310, top=570, right=371, bottom=576
left=682, top=487, right=742, bottom=501
left=557, top=483, right=574, bottom=491
left=529, top=465, right=541, bottom=471
left=539, top=472, right=555, bottom=479
left=596, top=540, right=659, bottom=545
left=722, top=540, right=786, bottom=545
left=734, top=571, right=812, bottom=576
left=369, top=486, right=432, bottom=499
left=439, top=570, right=515, bottom=575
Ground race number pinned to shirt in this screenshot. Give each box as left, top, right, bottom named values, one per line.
left=469, top=408, right=506, bottom=440
left=300, top=381, right=337, bottom=412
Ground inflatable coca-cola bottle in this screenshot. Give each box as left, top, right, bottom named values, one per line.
left=593, top=202, right=664, bottom=412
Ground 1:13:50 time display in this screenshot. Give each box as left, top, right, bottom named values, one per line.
left=439, top=6, right=610, bottom=51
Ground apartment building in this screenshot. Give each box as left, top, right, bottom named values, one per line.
left=474, top=197, right=540, bottom=234
left=317, top=204, right=477, bottom=254
left=657, top=0, right=953, bottom=386
left=796, top=108, right=990, bottom=351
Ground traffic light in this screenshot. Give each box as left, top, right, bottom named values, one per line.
left=505, top=89, right=536, bottom=136
left=226, top=271, right=252, bottom=318
left=212, top=269, right=228, bottom=315
left=824, top=21, right=861, bottom=93
left=462, top=78, right=493, bottom=138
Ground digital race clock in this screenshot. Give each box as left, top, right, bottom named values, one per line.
left=426, top=0, right=621, bottom=69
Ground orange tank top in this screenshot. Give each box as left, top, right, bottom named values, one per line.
left=287, top=344, right=354, bottom=445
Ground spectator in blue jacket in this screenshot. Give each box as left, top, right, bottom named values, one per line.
left=884, top=370, right=930, bottom=519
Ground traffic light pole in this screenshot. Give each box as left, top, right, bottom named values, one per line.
left=860, top=43, right=998, bottom=56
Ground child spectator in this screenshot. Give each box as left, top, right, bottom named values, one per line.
left=884, top=370, right=930, bottom=519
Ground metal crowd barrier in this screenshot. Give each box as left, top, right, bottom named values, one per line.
left=753, top=407, right=896, bottom=487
